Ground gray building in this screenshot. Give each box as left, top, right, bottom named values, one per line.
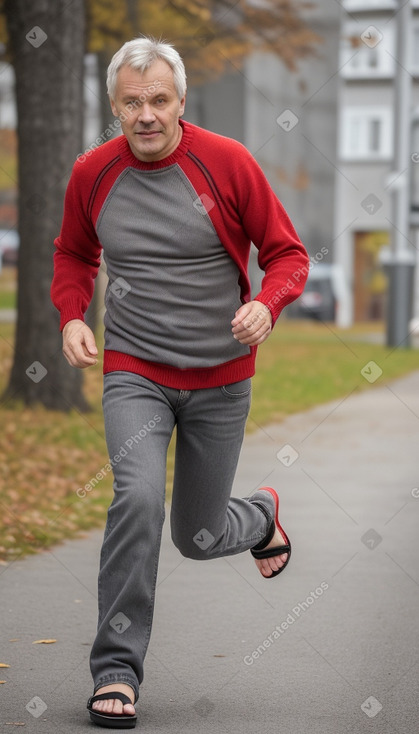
left=335, top=0, right=419, bottom=326
left=186, top=0, right=341, bottom=300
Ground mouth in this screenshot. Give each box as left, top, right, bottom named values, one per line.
left=136, top=131, right=161, bottom=138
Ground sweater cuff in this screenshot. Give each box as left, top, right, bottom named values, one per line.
left=253, top=293, right=283, bottom=327
left=57, top=300, right=86, bottom=331
left=255, top=277, right=307, bottom=325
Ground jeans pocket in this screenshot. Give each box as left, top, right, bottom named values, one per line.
left=220, top=378, right=252, bottom=399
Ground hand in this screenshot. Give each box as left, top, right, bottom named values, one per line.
left=231, top=301, right=272, bottom=346
left=62, top=319, right=98, bottom=368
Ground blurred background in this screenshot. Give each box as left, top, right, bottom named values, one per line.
left=1, top=0, right=419, bottom=558
left=3, top=1, right=419, bottom=334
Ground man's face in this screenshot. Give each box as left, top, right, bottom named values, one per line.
left=110, top=59, right=186, bottom=162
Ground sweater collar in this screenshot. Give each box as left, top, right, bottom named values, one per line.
left=117, top=119, right=194, bottom=170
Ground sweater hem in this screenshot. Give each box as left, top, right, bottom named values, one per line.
left=103, top=349, right=257, bottom=390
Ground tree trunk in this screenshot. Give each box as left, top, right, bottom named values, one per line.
left=3, top=0, right=90, bottom=411
left=96, top=49, right=115, bottom=137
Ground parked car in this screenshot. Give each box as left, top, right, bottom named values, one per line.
left=0, top=228, right=19, bottom=268
left=290, top=263, right=347, bottom=323
left=299, top=269, right=336, bottom=321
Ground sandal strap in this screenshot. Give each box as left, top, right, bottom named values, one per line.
left=250, top=501, right=275, bottom=551
left=251, top=543, right=291, bottom=560
left=87, top=691, right=133, bottom=708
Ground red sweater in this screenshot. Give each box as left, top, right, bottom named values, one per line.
left=51, top=120, right=309, bottom=389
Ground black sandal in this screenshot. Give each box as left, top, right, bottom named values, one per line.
left=87, top=692, right=137, bottom=729
left=250, top=487, right=291, bottom=578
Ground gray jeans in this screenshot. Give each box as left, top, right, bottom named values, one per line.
left=90, top=371, right=271, bottom=701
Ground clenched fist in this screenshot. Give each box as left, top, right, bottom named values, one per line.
left=62, top=319, right=98, bottom=368
left=231, top=301, right=272, bottom=346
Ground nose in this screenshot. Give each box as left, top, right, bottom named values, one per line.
left=138, top=102, right=156, bottom=125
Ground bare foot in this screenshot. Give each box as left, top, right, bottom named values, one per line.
left=254, top=526, right=290, bottom=578
left=91, top=682, right=136, bottom=716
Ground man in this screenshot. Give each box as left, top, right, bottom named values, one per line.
left=51, top=36, right=309, bottom=729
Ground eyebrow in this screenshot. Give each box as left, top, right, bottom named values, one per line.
left=121, top=91, right=169, bottom=103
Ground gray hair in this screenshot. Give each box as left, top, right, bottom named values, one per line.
left=107, top=37, right=187, bottom=101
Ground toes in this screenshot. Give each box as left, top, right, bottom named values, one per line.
left=255, top=552, right=289, bottom=578
left=112, top=700, right=124, bottom=715
left=272, top=553, right=288, bottom=569
left=260, top=558, right=274, bottom=577
left=92, top=699, right=135, bottom=715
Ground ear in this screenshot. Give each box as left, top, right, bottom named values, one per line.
left=178, top=93, right=186, bottom=118
left=110, top=98, right=118, bottom=117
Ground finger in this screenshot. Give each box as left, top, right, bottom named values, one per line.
left=63, top=343, right=80, bottom=367
left=233, top=317, right=270, bottom=339
left=76, top=351, right=98, bottom=367
left=232, top=306, right=270, bottom=332
left=231, top=302, right=253, bottom=326
left=63, top=343, right=97, bottom=368
left=82, top=331, right=98, bottom=356
left=236, top=327, right=271, bottom=346
left=232, top=311, right=267, bottom=334
left=232, top=320, right=264, bottom=337
left=79, top=356, right=98, bottom=367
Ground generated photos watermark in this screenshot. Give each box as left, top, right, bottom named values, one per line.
left=244, top=582, right=329, bottom=666
left=247, top=247, right=329, bottom=330
left=76, top=415, right=161, bottom=498
left=77, top=81, right=162, bottom=164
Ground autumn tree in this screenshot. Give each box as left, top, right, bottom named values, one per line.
left=3, top=0, right=88, bottom=410
left=87, top=0, right=319, bottom=130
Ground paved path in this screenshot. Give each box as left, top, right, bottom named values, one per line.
left=1, top=371, right=419, bottom=733
left=0, top=308, right=16, bottom=323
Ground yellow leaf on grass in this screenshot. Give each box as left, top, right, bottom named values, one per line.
left=0, top=663, right=10, bottom=667
left=32, top=639, right=57, bottom=644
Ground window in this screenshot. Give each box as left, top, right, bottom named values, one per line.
left=370, top=119, right=381, bottom=152
left=342, top=0, right=396, bottom=10
left=340, top=108, right=393, bottom=160
left=340, top=22, right=395, bottom=78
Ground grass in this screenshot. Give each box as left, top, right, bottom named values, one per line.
left=0, top=267, right=16, bottom=309
left=0, top=299, right=418, bottom=562
left=0, top=130, right=18, bottom=191
left=249, top=318, right=419, bottom=427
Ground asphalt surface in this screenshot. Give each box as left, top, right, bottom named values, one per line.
left=1, top=370, right=419, bottom=733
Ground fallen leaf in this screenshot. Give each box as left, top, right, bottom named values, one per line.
left=9, top=639, right=19, bottom=642
left=0, top=663, right=10, bottom=668
left=0, top=680, right=6, bottom=684
left=213, top=654, right=226, bottom=657
left=32, top=639, right=57, bottom=644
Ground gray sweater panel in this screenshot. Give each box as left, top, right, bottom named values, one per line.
left=96, top=164, right=250, bottom=369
